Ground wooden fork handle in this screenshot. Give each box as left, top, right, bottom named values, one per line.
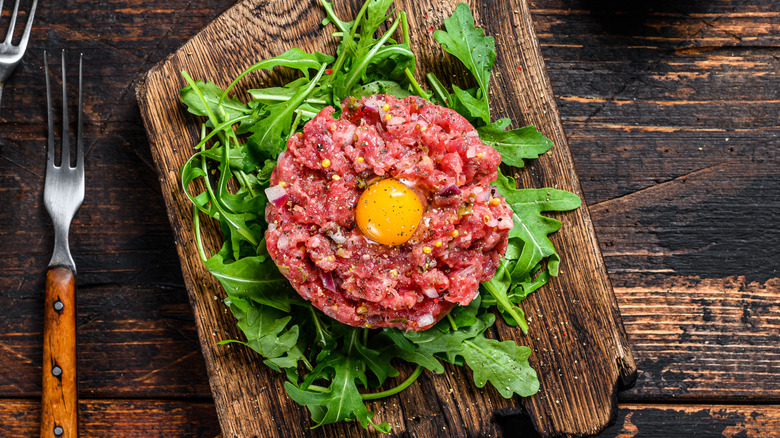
left=41, top=266, right=78, bottom=438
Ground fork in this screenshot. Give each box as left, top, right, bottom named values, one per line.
left=0, top=0, right=38, bottom=108
left=42, top=50, right=83, bottom=438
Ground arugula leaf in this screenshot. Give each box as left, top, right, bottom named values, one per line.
left=425, top=72, right=451, bottom=106
left=477, top=118, right=553, bottom=167
left=493, top=170, right=582, bottom=277
left=450, top=85, right=489, bottom=124
left=247, top=64, right=328, bottom=158
left=179, top=1, right=583, bottom=433
left=205, top=248, right=303, bottom=312
left=353, top=80, right=413, bottom=98
left=403, top=315, right=486, bottom=365
left=285, top=355, right=389, bottom=432
left=180, top=80, right=249, bottom=122
left=221, top=48, right=334, bottom=100
left=223, top=296, right=305, bottom=372
left=480, top=258, right=530, bottom=334
left=355, top=341, right=400, bottom=386
left=433, top=3, right=495, bottom=123
left=462, top=336, right=538, bottom=397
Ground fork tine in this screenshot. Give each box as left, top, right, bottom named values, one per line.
left=60, top=50, right=71, bottom=168
left=44, top=51, right=55, bottom=167
left=3, top=0, right=20, bottom=44
left=77, top=54, right=84, bottom=169
left=17, top=0, right=37, bottom=51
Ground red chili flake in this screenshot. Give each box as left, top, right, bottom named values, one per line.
left=427, top=26, right=434, bottom=32
left=433, top=298, right=439, bottom=303
left=325, top=68, right=333, bottom=75
left=515, top=66, right=523, bottom=71
left=524, top=109, right=530, bottom=113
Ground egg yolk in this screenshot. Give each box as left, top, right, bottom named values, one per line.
left=355, top=179, right=423, bottom=246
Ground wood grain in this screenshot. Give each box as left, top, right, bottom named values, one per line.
left=614, top=275, right=780, bottom=401
left=0, top=399, right=221, bottom=437
left=136, top=0, right=635, bottom=436
left=3, top=399, right=778, bottom=437
left=41, top=267, right=78, bottom=438
left=602, top=404, right=780, bottom=438
left=0, top=0, right=777, bottom=436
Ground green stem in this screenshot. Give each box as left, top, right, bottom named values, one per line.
left=192, top=115, right=252, bottom=151
left=310, top=306, right=329, bottom=347
left=235, top=170, right=256, bottom=197
left=446, top=313, right=458, bottom=331
left=404, top=67, right=427, bottom=98
left=182, top=70, right=223, bottom=131
left=426, top=72, right=451, bottom=105
left=294, top=108, right=318, bottom=119
left=192, top=204, right=208, bottom=263
left=482, top=278, right=528, bottom=334
left=288, top=111, right=303, bottom=139
left=361, top=366, right=422, bottom=400
left=401, top=11, right=410, bottom=46
left=342, top=12, right=404, bottom=93
left=323, top=0, right=370, bottom=81
left=319, top=0, right=351, bottom=35
left=308, top=384, right=329, bottom=393
left=248, top=93, right=327, bottom=105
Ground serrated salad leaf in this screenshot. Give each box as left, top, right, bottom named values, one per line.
left=462, top=336, right=539, bottom=397
left=433, top=2, right=495, bottom=124
left=477, top=118, right=553, bottom=167
left=178, top=0, right=581, bottom=433
left=493, top=170, right=582, bottom=277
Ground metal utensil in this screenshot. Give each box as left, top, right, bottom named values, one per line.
left=0, top=0, right=38, bottom=108
left=42, top=50, right=83, bottom=438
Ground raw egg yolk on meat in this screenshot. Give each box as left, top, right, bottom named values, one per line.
left=356, top=179, right=422, bottom=246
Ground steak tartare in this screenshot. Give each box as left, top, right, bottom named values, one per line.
left=265, top=94, right=513, bottom=330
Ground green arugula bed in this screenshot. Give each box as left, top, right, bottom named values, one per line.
left=178, top=0, right=580, bottom=432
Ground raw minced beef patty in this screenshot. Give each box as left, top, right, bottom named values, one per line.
left=265, top=94, right=513, bottom=331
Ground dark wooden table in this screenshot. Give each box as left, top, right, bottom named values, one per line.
left=1, top=0, right=777, bottom=436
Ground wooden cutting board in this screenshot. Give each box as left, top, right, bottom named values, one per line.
left=136, top=0, right=636, bottom=436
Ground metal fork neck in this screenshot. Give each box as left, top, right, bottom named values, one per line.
left=48, top=218, right=77, bottom=275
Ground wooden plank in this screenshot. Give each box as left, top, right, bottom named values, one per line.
left=136, top=0, right=635, bottom=436
left=0, top=399, right=220, bottom=437
left=602, top=404, right=780, bottom=438
left=524, top=0, right=780, bottom=404
left=0, top=281, right=211, bottom=398
left=1, top=0, right=776, bottom=410
left=614, top=275, right=780, bottom=400
left=3, top=399, right=779, bottom=437
left=0, top=0, right=232, bottom=401
left=529, top=0, right=780, bottom=208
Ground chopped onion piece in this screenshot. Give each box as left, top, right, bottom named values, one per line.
left=422, top=287, right=438, bottom=299
left=475, top=188, right=491, bottom=203
left=439, top=185, right=462, bottom=197
left=417, top=314, right=435, bottom=327
left=328, top=229, right=347, bottom=244
left=387, top=116, right=405, bottom=126
left=362, top=96, right=382, bottom=111
left=265, top=184, right=288, bottom=206
left=321, top=271, right=337, bottom=292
